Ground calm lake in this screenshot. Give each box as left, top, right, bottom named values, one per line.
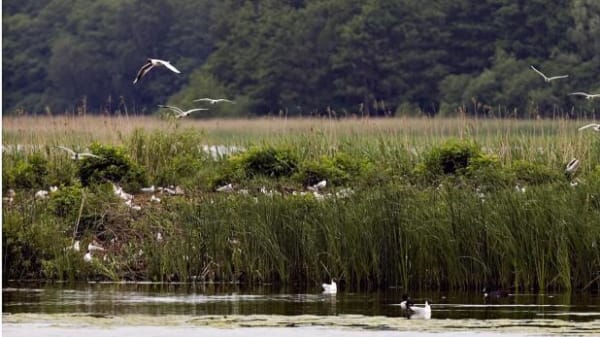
left=3, top=282, right=600, bottom=336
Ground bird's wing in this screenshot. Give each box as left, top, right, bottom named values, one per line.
left=530, top=65, right=547, bottom=80
left=194, top=98, right=213, bottom=102
left=80, top=153, right=102, bottom=159
left=578, top=123, right=600, bottom=131
left=569, top=92, right=589, bottom=96
left=156, top=60, right=181, bottom=73
left=133, top=61, right=154, bottom=84
left=185, top=108, right=209, bottom=113
left=216, top=99, right=234, bottom=103
left=56, top=146, right=76, bottom=155
left=548, top=75, right=568, bottom=80
left=158, top=105, right=184, bottom=114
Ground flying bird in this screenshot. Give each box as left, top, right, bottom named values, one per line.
left=194, top=98, right=235, bottom=104
left=133, top=58, right=181, bottom=84
left=322, top=279, right=337, bottom=295
left=56, top=146, right=102, bottom=160
left=568, top=92, right=600, bottom=100
left=578, top=123, right=600, bottom=132
left=530, top=65, right=568, bottom=83
left=158, top=105, right=208, bottom=118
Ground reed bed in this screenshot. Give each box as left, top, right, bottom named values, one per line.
left=2, top=116, right=600, bottom=292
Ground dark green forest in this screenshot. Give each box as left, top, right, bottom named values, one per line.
left=3, top=0, right=600, bottom=117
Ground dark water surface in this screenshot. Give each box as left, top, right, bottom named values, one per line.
left=3, top=282, right=600, bottom=336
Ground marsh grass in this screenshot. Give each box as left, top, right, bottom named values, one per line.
left=2, top=116, right=600, bottom=292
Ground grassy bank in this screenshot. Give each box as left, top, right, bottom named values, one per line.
left=2, top=116, right=600, bottom=292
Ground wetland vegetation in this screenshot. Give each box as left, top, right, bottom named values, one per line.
left=2, top=116, right=600, bottom=293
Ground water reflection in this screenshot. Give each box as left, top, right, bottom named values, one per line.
left=3, top=282, right=600, bottom=323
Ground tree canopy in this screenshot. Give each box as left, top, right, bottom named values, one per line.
left=3, top=0, right=600, bottom=117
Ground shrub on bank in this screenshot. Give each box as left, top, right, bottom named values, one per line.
left=78, top=143, right=147, bottom=192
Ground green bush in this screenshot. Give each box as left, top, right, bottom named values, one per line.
left=231, top=146, right=298, bottom=179
left=78, top=143, right=147, bottom=192
left=48, top=184, right=83, bottom=219
left=416, top=140, right=481, bottom=181
left=296, top=152, right=370, bottom=186
left=12, top=153, right=49, bottom=189
left=510, top=160, right=561, bottom=185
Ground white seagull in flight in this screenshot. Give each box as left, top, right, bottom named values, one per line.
left=530, top=65, right=568, bottom=83
left=194, top=98, right=235, bottom=104
left=158, top=105, right=208, bottom=119
left=133, top=58, right=181, bottom=84
left=56, top=146, right=102, bottom=160
left=578, top=123, right=600, bottom=132
left=568, top=92, right=600, bottom=100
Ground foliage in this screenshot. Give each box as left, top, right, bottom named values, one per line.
left=10, top=153, right=49, bottom=189
left=231, top=146, right=299, bottom=179
left=417, top=140, right=482, bottom=180
left=510, top=160, right=562, bottom=185
left=78, top=143, right=147, bottom=191
left=4, top=0, right=600, bottom=117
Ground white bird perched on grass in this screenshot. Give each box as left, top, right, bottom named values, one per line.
left=72, top=240, right=80, bottom=252
left=113, top=184, right=133, bottom=201
left=194, top=98, right=235, bottom=104
left=35, top=190, right=49, bottom=200
left=322, top=279, right=337, bottom=294
left=578, top=123, right=600, bottom=132
left=150, top=195, right=161, bottom=203
left=308, top=180, right=327, bottom=192
left=216, top=183, right=234, bottom=193
left=158, top=105, right=208, bottom=119
left=88, top=240, right=105, bottom=253
left=133, top=58, right=180, bottom=84
left=56, top=146, right=102, bottom=160
left=140, top=185, right=156, bottom=193
left=565, top=158, right=580, bottom=177
left=530, top=65, right=568, bottom=83
left=569, top=92, right=600, bottom=100
left=83, top=251, right=93, bottom=263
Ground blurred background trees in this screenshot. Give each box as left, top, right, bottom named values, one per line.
left=3, top=0, right=600, bottom=117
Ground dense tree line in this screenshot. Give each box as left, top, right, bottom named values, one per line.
left=3, top=0, right=600, bottom=117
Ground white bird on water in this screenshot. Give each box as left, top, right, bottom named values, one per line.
left=530, top=65, right=568, bottom=83
left=194, top=98, right=235, bottom=104
left=569, top=92, right=600, bottom=100
left=133, top=58, right=181, bottom=84
left=56, top=146, right=102, bottom=160
left=322, top=279, right=337, bottom=294
left=407, top=301, right=432, bottom=320
left=158, top=105, right=208, bottom=119
left=578, top=123, right=600, bottom=132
